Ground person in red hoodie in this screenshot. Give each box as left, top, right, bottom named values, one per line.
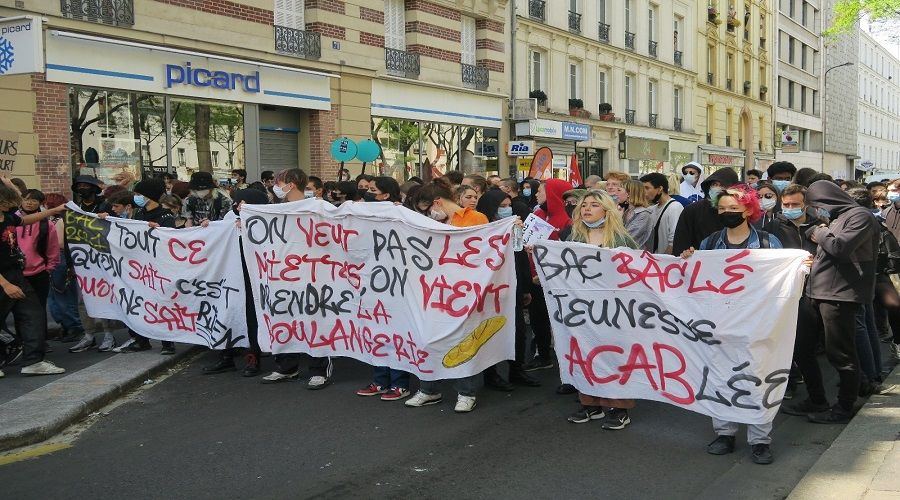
left=16, top=190, right=60, bottom=308
left=523, top=179, right=572, bottom=372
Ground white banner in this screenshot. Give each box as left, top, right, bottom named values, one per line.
left=533, top=242, right=808, bottom=424
left=65, top=203, right=248, bottom=349
left=240, top=200, right=517, bottom=380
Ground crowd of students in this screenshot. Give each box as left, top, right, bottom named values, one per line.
left=1, top=160, right=898, bottom=467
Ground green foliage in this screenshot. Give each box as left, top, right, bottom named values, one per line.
left=827, top=0, right=900, bottom=36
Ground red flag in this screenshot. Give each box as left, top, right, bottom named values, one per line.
left=569, top=153, right=583, bottom=187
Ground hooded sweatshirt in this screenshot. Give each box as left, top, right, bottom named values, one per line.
left=533, top=179, right=572, bottom=240
left=15, top=211, right=61, bottom=277
left=805, top=180, right=879, bottom=303
left=671, top=167, right=740, bottom=256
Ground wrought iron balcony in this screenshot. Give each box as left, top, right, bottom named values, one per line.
left=60, top=0, right=134, bottom=26
left=674, top=50, right=683, bottom=67
left=274, top=25, right=322, bottom=60
left=568, top=11, right=582, bottom=33
left=674, top=118, right=683, bottom=132
left=625, top=31, right=635, bottom=50
left=649, top=40, right=658, bottom=58
left=598, top=22, right=610, bottom=43
left=461, top=63, right=489, bottom=90
left=649, top=113, right=658, bottom=128
left=707, top=72, right=714, bottom=84
left=386, top=48, right=420, bottom=78
left=529, top=0, right=545, bottom=21
left=625, top=109, right=636, bottom=124
left=726, top=78, right=733, bottom=91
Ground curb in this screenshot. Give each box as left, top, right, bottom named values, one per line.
left=0, top=346, right=199, bottom=452
left=788, top=364, right=900, bottom=499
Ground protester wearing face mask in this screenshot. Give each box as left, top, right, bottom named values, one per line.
left=766, top=162, right=797, bottom=194
left=681, top=184, right=782, bottom=465
left=520, top=179, right=539, bottom=210
left=108, top=191, right=136, bottom=219
left=72, top=175, right=110, bottom=214
left=158, top=194, right=186, bottom=229
left=262, top=168, right=334, bottom=390
left=183, top=172, right=231, bottom=227
left=561, top=190, right=639, bottom=430
left=306, top=176, right=324, bottom=200
left=365, top=176, right=401, bottom=203
left=677, top=162, right=705, bottom=206
left=640, top=173, right=684, bottom=254
left=881, top=179, right=900, bottom=242
left=754, top=180, right=780, bottom=228
left=746, top=169, right=763, bottom=188
left=229, top=169, right=248, bottom=190
left=671, top=167, right=740, bottom=256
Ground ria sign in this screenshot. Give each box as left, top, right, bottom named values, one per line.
left=507, top=141, right=535, bottom=156
left=165, top=62, right=260, bottom=93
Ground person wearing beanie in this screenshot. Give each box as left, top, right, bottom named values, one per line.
left=183, top=172, right=231, bottom=227
left=672, top=167, right=740, bottom=255
left=677, top=162, right=705, bottom=206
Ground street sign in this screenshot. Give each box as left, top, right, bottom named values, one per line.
left=858, top=160, right=875, bottom=171
left=781, top=130, right=799, bottom=153
left=511, top=98, right=537, bottom=120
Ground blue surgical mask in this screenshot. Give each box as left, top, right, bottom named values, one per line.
left=889, top=192, right=900, bottom=203
left=683, top=174, right=697, bottom=183
left=523, top=188, right=532, bottom=198
left=133, top=195, right=147, bottom=208
left=750, top=182, right=759, bottom=189
left=583, top=217, right=606, bottom=229
left=496, top=206, right=513, bottom=219
left=782, top=207, right=804, bottom=220
left=772, top=180, right=791, bottom=193
left=708, top=186, right=724, bottom=203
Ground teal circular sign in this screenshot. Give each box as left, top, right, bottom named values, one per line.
left=330, top=137, right=357, bottom=162
left=356, top=139, right=381, bottom=163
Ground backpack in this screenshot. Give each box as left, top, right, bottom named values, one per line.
left=877, top=223, right=900, bottom=274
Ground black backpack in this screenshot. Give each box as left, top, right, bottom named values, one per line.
left=877, top=223, right=900, bottom=274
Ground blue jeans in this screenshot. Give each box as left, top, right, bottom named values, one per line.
left=854, top=302, right=883, bottom=384
left=373, top=366, right=410, bottom=390
left=47, top=253, right=83, bottom=336
left=419, top=375, right=480, bottom=397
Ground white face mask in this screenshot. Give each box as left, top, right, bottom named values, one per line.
left=304, top=190, right=315, bottom=199
left=683, top=174, right=697, bottom=184
left=272, top=184, right=291, bottom=200
left=193, top=189, right=211, bottom=198
left=430, top=208, right=448, bottom=221
left=760, top=197, right=777, bottom=211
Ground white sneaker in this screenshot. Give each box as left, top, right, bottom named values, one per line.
left=307, top=376, right=332, bottom=390
left=260, top=370, right=300, bottom=384
left=454, top=395, right=477, bottom=413
left=0, top=368, right=4, bottom=378
left=97, top=332, right=117, bottom=352
left=21, top=360, right=66, bottom=376
left=405, top=391, right=443, bottom=407
left=112, top=338, right=136, bottom=353
left=68, top=334, right=95, bottom=353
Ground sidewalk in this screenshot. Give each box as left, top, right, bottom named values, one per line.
left=789, top=364, right=900, bottom=500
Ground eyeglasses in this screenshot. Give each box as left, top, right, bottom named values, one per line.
left=758, top=193, right=777, bottom=200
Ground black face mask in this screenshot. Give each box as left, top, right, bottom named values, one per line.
left=564, top=204, right=575, bottom=218
left=719, top=212, right=746, bottom=229
left=76, top=186, right=97, bottom=199
left=363, top=192, right=378, bottom=202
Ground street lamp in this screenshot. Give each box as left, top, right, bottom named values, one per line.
left=822, top=62, right=854, bottom=163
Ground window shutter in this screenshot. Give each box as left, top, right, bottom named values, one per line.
left=384, top=0, right=405, bottom=50
left=275, top=0, right=303, bottom=29
left=461, top=16, right=476, bottom=66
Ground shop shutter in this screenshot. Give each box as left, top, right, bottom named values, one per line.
left=461, top=16, right=476, bottom=66
left=274, top=0, right=304, bottom=29
left=260, top=130, right=299, bottom=171
left=384, top=0, right=405, bottom=50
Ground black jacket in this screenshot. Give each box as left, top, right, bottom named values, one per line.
left=671, top=167, right=739, bottom=255
left=764, top=211, right=825, bottom=254
left=134, top=205, right=176, bottom=228
left=805, top=181, right=879, bottom=303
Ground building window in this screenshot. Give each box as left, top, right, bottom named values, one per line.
left=461, top=16, right=476, bottom=66
left=788, top=37, right=795, bottom=64
left=625, top=74, right=633, bottom=109
left=801, top=44, right=808, bottom=71
left=707, top=105, right=715, bottom=142
left=597, top=0, right=606, bottom=24
left=648, top=5, right=657, bottom=42
left=625, top=0, right=632, bottom=32
left=211, top=150, right=219, bottom=168
left=598, top=70, right=608, bottom=104
left=274, top=0, right=304, bottom=30
left=788, top=81, right=795, bottom=108
left=384, top=0, right=405, bottom=50
left=648, top=80, right=657, bottom=114
left=177, top=148, right=186, bottom=167
left=530, top=50, right=546, bottom=92
left=801, top=86, right=807, bottom=112
left=674, top=87, right=682, bottom=119
left=569, top=61, right=582, bottom=100
left=674, top=16, right=683, bottom=51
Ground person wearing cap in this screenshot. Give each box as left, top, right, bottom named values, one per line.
left=671, top=167, right=740, bottom=256
left=72, top=175, right=110, bottom=214
left=677, top=162, right=705, bottom=206
left=183, top=172, right=231, bottom=227
left=766, top=162, right=797, bottom=194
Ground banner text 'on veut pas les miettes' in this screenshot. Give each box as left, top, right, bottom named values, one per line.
left=239, top=200, right=518, bottom=380
left=65, top=203, right=249, bottom=349
left=533, top=241, right=808, bottom=425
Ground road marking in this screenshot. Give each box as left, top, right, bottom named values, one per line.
left=0, top=442, right=71, bottom=466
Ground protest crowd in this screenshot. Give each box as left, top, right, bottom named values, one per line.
left=2, top=160, right=899, bottom=467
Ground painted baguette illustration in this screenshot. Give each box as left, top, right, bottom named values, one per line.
left=442, top=316, right=507, bottom=368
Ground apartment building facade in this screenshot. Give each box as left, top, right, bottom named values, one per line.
left=821, top=0, right=858, bottom=179
left=0, top=0, right=508, bottom=194
left=857, top=30, right=900, bottom=178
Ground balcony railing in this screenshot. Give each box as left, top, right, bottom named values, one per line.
left=707, top=72, right=714, bottom=84
left=529, top=0, right=545, bottom=21
left=386, top=48, right=420, bottom=78
left=274, top=25, right=322, bottom=60
left=674, top=118, right=683, bottom=132
left=461, top=63, right=489, bottom=91
left=726, top=136, right=732, bottom=147
left=674, top=50, right=683, bottom=67
left=625, top=109, right=636, bottom=124
left=598, top=22, right=610, bottom=43
left=649, top=113, right=658, bottom=128
left=625, top=31, right=635, bottom=50
left=726, top=78, right=733, bottom=91
left=568, top=11, right=582, bottom=33
left=60, top=0, right=134, bottom=26
left=649, top=40, right=658, bottom=58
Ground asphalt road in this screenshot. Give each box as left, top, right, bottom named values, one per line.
left=0, top=351, right=851, bottom=500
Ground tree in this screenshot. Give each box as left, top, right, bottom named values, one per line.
left=209, top=105, right=244, bottom=169
left=69, top=89, right=136, bottom=165
left=827, top=0, right=900, bottom=36
left=194, top=104, right=213, bottom=173
left=371, top=118, right=419, bottom=179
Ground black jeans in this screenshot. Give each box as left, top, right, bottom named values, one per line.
left=0, top=269, right=47, bottom=366
left=220, top=268, right=261, bottom=361
left=275, top=353, right=332, bottom=378
left=527, top=285, right=553, bottom=360
left=25, top=271, right=50, bottom=310
left=796, top=299, right=860, bottom=411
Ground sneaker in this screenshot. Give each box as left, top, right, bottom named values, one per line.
left=59, top=331, right=82, bottom=343
left=601, top=408, right=631, bottom=430
left=202, top=358, right=236, bottom=375
left=454, top=395, right=476, bottom=413
left=808, top=405, right=853, bottom=424
left=707, top=435, right=736, bottom=455
left=890, top=343, right=900, bottom=363
left=97, top=332, right=117, bottom=352
left=781, top=398, right=830, bottom=416
left=242, top=353, right=260, bottom=377
left=68, top=334, right=95, bottom=353
left=556, top=383, right=578, bottom=395
left=160, top=343, right=176, bottom=355
left=21, top=360, right=65, bottom=376
left=261, top=370, right=300, bottom=384
left=783, top=384, right=795, bottom=400
left=2, top=344, right=22, bottom=367
left=0, top=368, right=4, bottom=378
left=307, top=376, right=331, bottom=390
left=357, top=383, right=386, bottom=397
left=112, top=338, right=136, bottom=353
left=405, top=391, right=443, bottom=407
left=567, top=406, right=605, bottom=423
left=381, top=387, right=411, bottom=401
left=751, top=444, right=774, bottom=465
left=523, top=357, right=555, bottom=372
left=509, top=367, right=541, bottom=387
left=121, top=341, right=152, bottom=353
